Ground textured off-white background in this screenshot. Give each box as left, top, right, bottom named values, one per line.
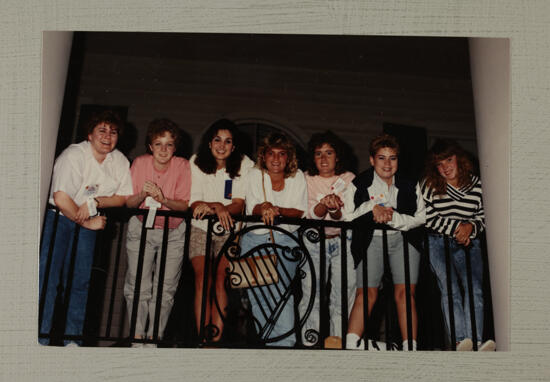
left=1, top=1, right=549, bottom=381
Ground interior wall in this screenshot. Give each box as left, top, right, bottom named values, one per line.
left=469, top=38, right=510, bottom=350
left=40, top=32, right=73, bottom=224
left=74, top=48, right=478, bottom=171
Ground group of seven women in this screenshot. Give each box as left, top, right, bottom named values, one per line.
left=39, top=111, right=494, bottom=351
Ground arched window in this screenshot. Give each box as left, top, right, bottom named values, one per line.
left=232, top=117, right=308, bottom=170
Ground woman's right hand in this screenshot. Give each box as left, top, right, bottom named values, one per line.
left=260, top=202, right=280, bottom=226
left=82, top=215, right=107, bottom=231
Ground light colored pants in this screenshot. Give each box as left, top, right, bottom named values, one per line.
left=240, top=230, right=300, bottom=347
left=124, top=216, right=186, bottom=339
left=299, top=231, right=356, bottom=344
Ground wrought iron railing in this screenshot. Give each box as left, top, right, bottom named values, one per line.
left=38, top=206, right=494, bottom=350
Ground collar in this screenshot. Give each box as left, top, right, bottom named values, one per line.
left=84, top=140, right=114, bottom=165
left=372, top=170, right=395, bottom=190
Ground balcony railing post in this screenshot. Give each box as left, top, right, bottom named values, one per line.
left=402, top=233, right=413, bottom=351
left=340, top=228, right=349, bottom=348
left=381, top=228, right=392, bottom=350
left=150, top=215, right=171, bottom=343
left=464, top=245, right=478, bottom=350
left=198, top=217, right=214, bottom=343
left=38, top=209, right=60, bottom=340
left=60, top=224, right=81, bottom=344
left=129, top=217, right=149, bottom=343
left=319, top=226, right=328, bottom=346
left=361, top=239, right=369, bottom=350
left=443, top=235, right=457, bottom=349
left=105, top=219, right=126, bottom=339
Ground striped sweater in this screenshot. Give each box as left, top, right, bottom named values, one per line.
left=421, top=175, right=485, bottom=238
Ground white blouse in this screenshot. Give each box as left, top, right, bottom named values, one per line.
left=189, top=154, right=254, bottom=231
left=244, top=167, right=308, bottom=234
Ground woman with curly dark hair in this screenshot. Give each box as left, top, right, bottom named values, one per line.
left=421, top=139, right=495, bottom=351
left=298, top=130, right=356, bottom=348
left=189, top=118, right=254, bottom=342
left=240, top=132, right=307, bottom=347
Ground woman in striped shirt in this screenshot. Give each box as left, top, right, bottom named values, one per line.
left=422, top=139, right=495, bottom=351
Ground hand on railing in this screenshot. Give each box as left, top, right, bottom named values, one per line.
left=454, top=222, right=473, bottom=246
left=81, top=215, right=107, bottom=230
left=372, top=204, right=393, bottom=223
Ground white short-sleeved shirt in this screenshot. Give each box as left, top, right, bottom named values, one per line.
left=244, top=167, right=308, bottom=234
left=48, top=140, right=133, bottom=207
left=189, top=154, right=255, bottom=231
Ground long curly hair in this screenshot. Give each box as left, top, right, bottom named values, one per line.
left=307, top=130, right=347, bottom=176
left=423, top=139, right=474, bottom=195
left=194, top=118, right=244, bottom=179
left=256, top=132, right=298, bottom=178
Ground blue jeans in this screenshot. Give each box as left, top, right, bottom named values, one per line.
left=299, top=231, right=355, bottom=343
left=241, top=231, right=300, bottom=347
left=428, top=234, right=484, bottom=343
left=39, top=210, right=97, bottom=345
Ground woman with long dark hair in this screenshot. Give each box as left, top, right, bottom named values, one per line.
left=422, top=139, right=495, bottom=351
left=189, top=118, right=254, bottom=343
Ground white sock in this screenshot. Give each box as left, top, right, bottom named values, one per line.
left=402, top=339, right=417, bottom=351
left=346, top=333, right=362, bottom=349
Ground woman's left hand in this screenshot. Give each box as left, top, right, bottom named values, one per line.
left=211, top=202, right=234, bottom=231
left=320, top=194, right=343, bottom=211
left=260, top=202, right=280, bottom=226
left=145, top=181, right=166, bottom=205
left=454, top=222, right=473, bottom=246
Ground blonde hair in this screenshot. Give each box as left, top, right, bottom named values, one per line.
left=256, top=133, right=298, bottom=178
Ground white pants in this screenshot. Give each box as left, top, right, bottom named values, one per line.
left=124, top=216, right=186, bottom=339
left=299, top=231, right=356, bottom=345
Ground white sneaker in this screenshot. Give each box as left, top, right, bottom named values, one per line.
left=366, top=339, right=388, bottom=351
left=143, top=343, right=157, bottom=348
left=131, top=342, right=144, bottom=348
left=478, top=340, right=496, bottom=352
left=456, top=338, right=473, bottom=351
left=345, top=333, right=363, bottom=350
left=64, top=342, right=79, bottom=348
left=402, top=339, right=417, bottom=351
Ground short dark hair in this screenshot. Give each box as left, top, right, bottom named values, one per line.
left=145, top=118, right=181, bottom=153
left=195, top=118, right=244, bottom=179
left=369, top=133, right=400, bottom=157
left=85, top=110, right=124, bottom=137
left=307, top=130, right=347, bottom=176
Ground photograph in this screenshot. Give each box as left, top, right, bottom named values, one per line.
left=39, top=31, right=499, bottom=352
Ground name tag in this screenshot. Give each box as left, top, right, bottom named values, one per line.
left=224, top=179, right=233, bottom=200
left=144, top=196, right=162, bottom=228
left=330, top=177, right=347, bottom=194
